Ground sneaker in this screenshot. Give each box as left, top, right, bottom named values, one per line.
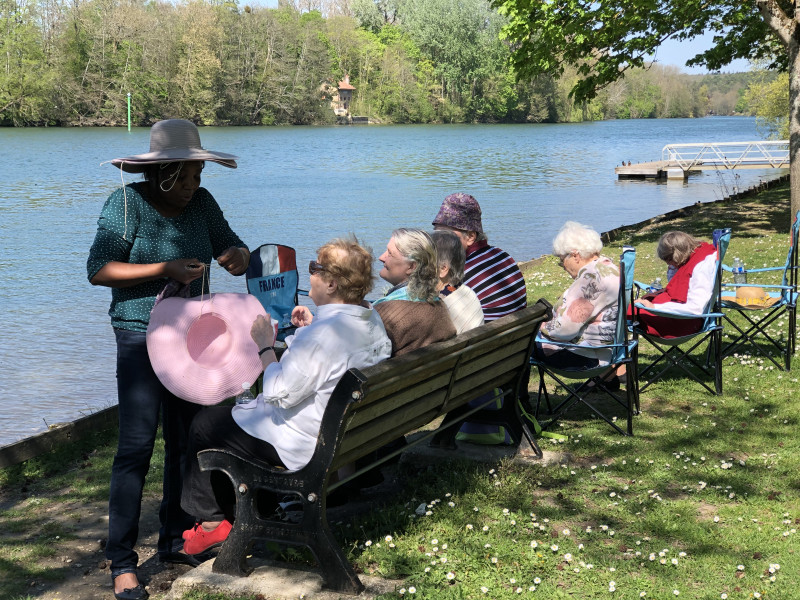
left=182, top=522, right=200, bottom=541
left=183, top=520, right=232, bottom=555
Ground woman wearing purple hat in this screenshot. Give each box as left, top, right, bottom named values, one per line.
left=432, top=193, right=527, bottom=445
left=432, top=193, right=527, bottom=321
left=87, top=120, right=250, bottom=600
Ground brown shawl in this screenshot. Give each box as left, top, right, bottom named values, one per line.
left=375, top=300, right=456, bottom=356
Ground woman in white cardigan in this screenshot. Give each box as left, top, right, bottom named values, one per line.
left=431, top=230, right=484, bottom=334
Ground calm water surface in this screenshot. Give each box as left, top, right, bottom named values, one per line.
left=0, top=118, right=783, bottom=444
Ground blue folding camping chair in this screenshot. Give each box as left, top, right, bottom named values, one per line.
left=531, top=246, right=639, bottom=436
left=720, top=212, right=799, bottom=371
left=246, top=244, right=308, bottom=342
left=632, top=228, right=730, bottom=395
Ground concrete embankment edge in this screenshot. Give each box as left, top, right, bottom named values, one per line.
left=0, top=405, right=118, bottom=468
left=0, top=173, right=790, bottom=469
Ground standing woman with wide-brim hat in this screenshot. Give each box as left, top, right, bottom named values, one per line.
left=87, top=119, right=250, bottom=600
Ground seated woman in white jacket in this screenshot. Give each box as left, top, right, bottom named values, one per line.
left=179, top=236, right=392, bottom=556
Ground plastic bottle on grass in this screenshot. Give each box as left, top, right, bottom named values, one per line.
left=235, top=382, right=255, bottom=405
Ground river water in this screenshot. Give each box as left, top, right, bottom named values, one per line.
left=0, top=118, right=783, bottom=445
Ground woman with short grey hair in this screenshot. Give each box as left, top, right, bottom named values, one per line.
left=537, top=221, right=620, bottom=373
left=431, top=230, right=483, bottom=334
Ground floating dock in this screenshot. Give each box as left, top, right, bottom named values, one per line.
left=616, top=161, right=698, bottom=180
left=616, top=141, right=789, bottom=180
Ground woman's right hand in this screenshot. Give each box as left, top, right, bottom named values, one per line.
left=164, top=258, right=205, bottom=285
left=291, top=306, right=313, bottom=327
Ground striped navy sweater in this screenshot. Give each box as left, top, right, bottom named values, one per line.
left=464, top=240, right=527, bottom=321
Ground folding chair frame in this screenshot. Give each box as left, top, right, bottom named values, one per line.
left=721, top=213, right=799, bottom=371
left=632, top=228, right=730, bottom=396
left=531, top=247, right=639, bottom=436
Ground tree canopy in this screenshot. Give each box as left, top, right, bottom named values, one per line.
left=0, top=0, right=765, bottom=127
left=492, top=0, right=798, bottom=220
left=493, top=0, right=785, bottom=102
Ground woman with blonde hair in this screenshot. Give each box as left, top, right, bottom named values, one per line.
left=633, top=230, right=717, bottom=338
left=180, top=237, right=392, bottom=555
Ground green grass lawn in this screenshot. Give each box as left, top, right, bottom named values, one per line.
left=1, top=182, right=798, bottom=600
left=338, top=184, right=800, bottom=600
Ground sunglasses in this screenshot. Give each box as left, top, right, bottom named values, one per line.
left=308, top=260, right=327, bottom=276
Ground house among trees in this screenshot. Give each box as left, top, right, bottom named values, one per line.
left=336, top=74, right=355, bottom=116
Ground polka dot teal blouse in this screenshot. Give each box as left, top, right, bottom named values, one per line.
left=87, top=182, right=246, bottom=332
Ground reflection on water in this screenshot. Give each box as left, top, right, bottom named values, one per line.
left=0, top=118, right=783, bottom=444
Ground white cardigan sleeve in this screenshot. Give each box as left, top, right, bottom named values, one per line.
left=663, top=253, right=717, bottom=316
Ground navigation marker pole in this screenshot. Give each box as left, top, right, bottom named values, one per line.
left=127, top=93, right=131, bottom=132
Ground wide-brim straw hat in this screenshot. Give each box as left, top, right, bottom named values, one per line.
left=111, top=119, right=238, bottom=173
left=146, top=293, right=270, bottom=405
left=721, top=286, right=781, bottom=310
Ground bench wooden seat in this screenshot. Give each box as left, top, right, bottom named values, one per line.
left=197, top=299, right=551, bottom=594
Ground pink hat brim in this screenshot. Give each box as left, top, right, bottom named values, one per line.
left=146, top=293, right=269, bottom=405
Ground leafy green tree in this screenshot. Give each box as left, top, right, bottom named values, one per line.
left=745, top=70, right=790, bottom=139
left=0, top=0, right=51, bottom=124
left=398, top=0, right=504, bottom=120
left=492, top=0, right=799, bottom=222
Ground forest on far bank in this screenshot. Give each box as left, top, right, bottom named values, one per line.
left=0, top=0, right=779, bottom=127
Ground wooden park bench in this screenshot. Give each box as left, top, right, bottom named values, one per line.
left=197, top=299, right=552, bottom=594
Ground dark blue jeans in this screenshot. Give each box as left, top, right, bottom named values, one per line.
left=107, top=328, right=201, bottom=576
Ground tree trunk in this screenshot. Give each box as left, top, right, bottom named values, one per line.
left=791, top=36, right=800, bottom=223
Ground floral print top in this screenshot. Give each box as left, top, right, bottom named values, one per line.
left=541, top=255, right=620, bottom=363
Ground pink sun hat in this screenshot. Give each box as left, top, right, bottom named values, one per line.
left=146, top=293, right=271, bottom=405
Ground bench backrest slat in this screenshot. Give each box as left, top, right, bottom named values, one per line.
left=314, top=302, right=551, bottom=476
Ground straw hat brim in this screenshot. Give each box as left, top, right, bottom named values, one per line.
left=146, top=293, right=269, bottom=405
left=112, top=149, right=238, bottom=173
left=721, top=294, right=781, bottom=310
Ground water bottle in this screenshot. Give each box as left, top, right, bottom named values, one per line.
left=732, top=257, right=747, bottom=284
left=235, top=382, right=255, bottom=405
left=648, top=277, right=662, bottom=294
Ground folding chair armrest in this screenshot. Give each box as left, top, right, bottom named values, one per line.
left=535, top=334, right=624, bottom=352
left=298, top=289, right=309, bottom=297
left=633, top=303, right=719, bottom=319
left=734, top=265, right=783, bottom=274
left=723, top=282, right=794, bottom=292
left=633, top=280, right=649, bottom=290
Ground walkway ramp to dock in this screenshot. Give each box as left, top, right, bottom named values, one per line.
left=616, top=140, right=789, bottom=180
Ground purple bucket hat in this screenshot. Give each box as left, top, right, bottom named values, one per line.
left=432, top=193, right=483, bottom=233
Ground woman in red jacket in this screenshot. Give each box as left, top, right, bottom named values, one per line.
left=634, top=231, right=717, bottom=338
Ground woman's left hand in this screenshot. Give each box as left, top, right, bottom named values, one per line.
left=217, top=246, right=249, bottom=275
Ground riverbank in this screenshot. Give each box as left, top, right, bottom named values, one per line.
left=1, top=179, right=798, bottom=600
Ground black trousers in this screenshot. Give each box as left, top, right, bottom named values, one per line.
left=181, top=405, right=286, bottom=522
